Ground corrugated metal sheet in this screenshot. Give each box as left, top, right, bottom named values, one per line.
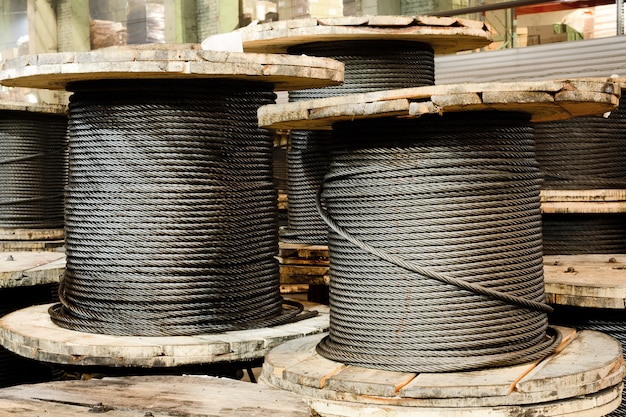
left=435, top=35, right=626, bottom=83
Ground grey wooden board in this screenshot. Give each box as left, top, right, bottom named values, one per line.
left=0, top=251, right=64, bottom=288
left=0, top=301, right=329, bottom=367
left=260, top=328, right=626, bottom=408
left=257, top=79, right=621, bottom=129
left=0, top=45, right=344, bottom=92
left=544, top=254, right=626, bottom=309
left=0, top=240, right=65, bottom=252
left=0, top=100, right=67, bottom=114
left=0, top=375, right=311, bottom=417
left=237, top=15, right=493, bottom=54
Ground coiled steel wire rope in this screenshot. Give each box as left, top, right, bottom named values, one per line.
left=0, top=111, right=67, bottom=228
left=314, top=112, right=560, bottom=373
left=281, top=41, right=435, bottom=244
left=550, top=305, right=626, bottom=416
left=48, top=79, right=313, bottom=336
left=535, top=101, right=626, bottom=254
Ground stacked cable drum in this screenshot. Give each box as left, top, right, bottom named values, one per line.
left=0, top=105, right=67, bottom=386
left=315, top=112, right=558, bottom=372
left=0, top=107, right=67, bottom=249
left=281, top=41, right=435, bottom=245
left=536, top=91, right=626, bottom=417
left=48, top=79, right=301, bottom=337
left=535, top=100, right=626, bottom=255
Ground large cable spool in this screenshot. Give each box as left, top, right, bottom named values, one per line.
left=0, top=106, right=67, bottom=240
left=535, top=99, right=626, bottom=255
left=48, top=79, right=310, bottom=336
left=314, top=112, right=559, bottom=373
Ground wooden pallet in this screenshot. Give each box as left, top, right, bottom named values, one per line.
left=278, top=243, right=330, bottom=294
left=261, top=327, right=625, bottom=416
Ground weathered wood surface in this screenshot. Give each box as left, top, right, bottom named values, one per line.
left=238, top=15, right=492, bottom=54
left=0, top=228, right=64, bottom=241
left=0, top=240, right=65, bottom=252
left=0, top=45, right=344, bottom=92
left=279, top=242, right=330, bottom=260
left=257, top=79, right=621, bottom=129
left=0, top=300, right=329, bottom=368
left=0, top=251, right=64, bottom=288
left=303, top=386, right=621, bottom=417
left=544, top=254, right=626, bottom=309
left=261, top=327, right=625, bottom=411
left=0, top=100, right=67, bottom=114
left=280, top=265, right=329, bottom=285
left=0, top=375, right=311, bottom=417
left=541, top=189, right=626, bottom=214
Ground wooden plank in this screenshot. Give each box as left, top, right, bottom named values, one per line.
left=280, top=265, right=329, bottom=285
left=279, top=243, right=329, bottom=259
left=541, top=201, right=626, bottom=214
left=280, top=283, right=310, bottom=294
left=0, top=228, right=64, bottom=240
left=0, top=251, right=65, bottom=288
left=541, top=189, right=626, bottom=202
left=238, top=16, right=492, bottom=54
left=0, top=47, right=344, bottom=92
left=0, top=375, right=311, bottom=417
left=0, top=240, right=65, bottom=251
left=257, top=80, right=621, bottom=130
left=325, top=366, right=416, bottom=397
left=0, top=301, right=328, bottom=367
left=543, top=254, right=626, bottom=309
left=0, top=100, right=66, bottom=114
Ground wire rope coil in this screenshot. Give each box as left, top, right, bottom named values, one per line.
left=281, top=41, right=436, bottom=245
left=315, top=112, right=559, bottom=373
left=48, top=79, right=314, bottom=336
left=535, top=98, right=626, bottom=255
left=535, top=101, right=626, bottom=190
left=0, top=110, right=67, bottom=229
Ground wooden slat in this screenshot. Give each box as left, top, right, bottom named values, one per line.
left=257, top=79, right=621, bottom=130
left=0, top=46, right=344, bottom=92
left=540, top=189, right=626, bottom=213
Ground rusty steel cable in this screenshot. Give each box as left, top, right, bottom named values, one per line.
left=314, top=113, right=560, bottom=373
left=0, top=111, right=67, bottom=229
left=281, top=41, right=436, bottom=245
left=48, top=79, right=315, bottom=336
